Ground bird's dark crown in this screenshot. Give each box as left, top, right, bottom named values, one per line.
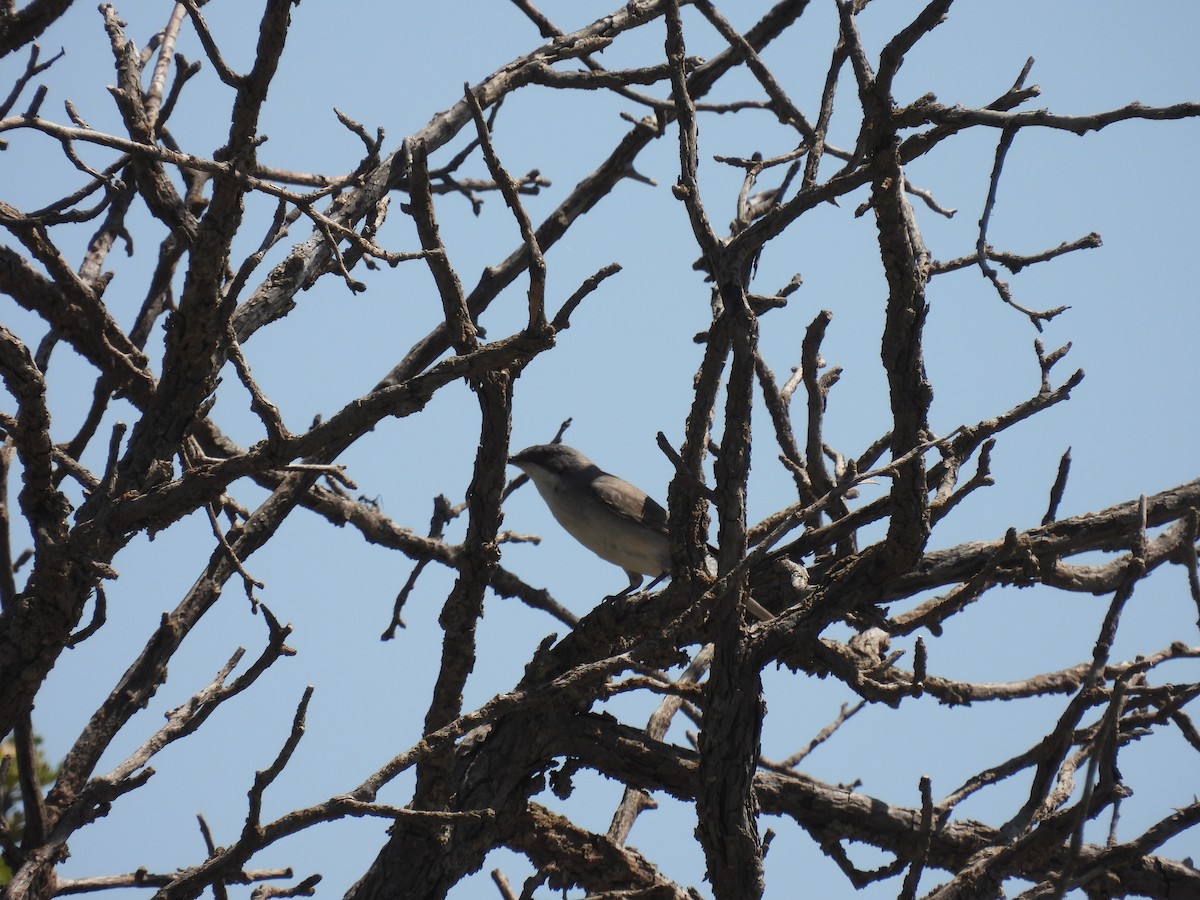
left=510, top=443, right=592, bottom=473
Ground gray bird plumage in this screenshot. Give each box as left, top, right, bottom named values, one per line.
left=509, top=443, right=774, bottom=621
left=509, top=444, right=670, bottom=596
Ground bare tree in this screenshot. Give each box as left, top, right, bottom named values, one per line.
left=0, top=1, right=1198, bottom=898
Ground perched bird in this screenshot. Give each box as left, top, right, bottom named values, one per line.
left=509, top=444, right=670, bottom=597
left=509, top=443, right=773, bottom=621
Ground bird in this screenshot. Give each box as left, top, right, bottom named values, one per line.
left=509, top=443, right=670, bottom=597
left=509, top=443, right=773, bottom=621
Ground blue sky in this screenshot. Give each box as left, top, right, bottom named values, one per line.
left=4, top=1, right=1199, bottom=897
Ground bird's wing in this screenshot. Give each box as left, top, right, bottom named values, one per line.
left=590, top=474, right=670, bottom=535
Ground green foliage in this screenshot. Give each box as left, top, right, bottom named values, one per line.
left=0, top=737, right=57, bottom=886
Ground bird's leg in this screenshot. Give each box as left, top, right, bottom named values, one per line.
left=642, top=572, right=668, bottom=593
left=605, top=570, right=646, bottom=600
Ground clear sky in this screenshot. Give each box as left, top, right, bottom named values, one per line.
left=4, top=1, right=1199, bottom=897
